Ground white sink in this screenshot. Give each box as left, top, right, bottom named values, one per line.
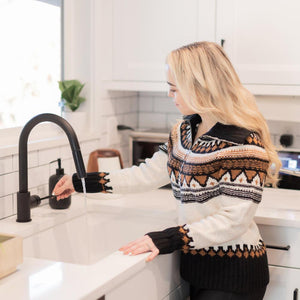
left=23, top=203, right=177, bottom=265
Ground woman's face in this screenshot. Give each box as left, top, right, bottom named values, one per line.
left=166, top=66, right=196, bottom=115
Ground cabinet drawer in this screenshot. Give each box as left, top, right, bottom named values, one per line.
left=264, top=266, right=300, bottom=300
left=258, top=224, right=300, bottom=269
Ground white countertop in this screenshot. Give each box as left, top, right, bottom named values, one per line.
left=0, top=187, right=299, bottom=299
left=256, top=187, right=300, bottom=228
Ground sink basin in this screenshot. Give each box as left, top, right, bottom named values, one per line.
left=23, top=206, right=177, bottom=265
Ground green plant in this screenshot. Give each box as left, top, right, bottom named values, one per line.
left=58, top=79, right=86, bottom=112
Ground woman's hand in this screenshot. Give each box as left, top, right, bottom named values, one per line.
left=119, top=235, right=159, bottom=262
left=52, top=175, right=75, bottom=200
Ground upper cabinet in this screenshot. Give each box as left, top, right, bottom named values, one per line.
left=102, top=0, right=300, bottom=95
left=216, top=0, right=300, bottom=95
left=107, top=0, right=215, bottom=88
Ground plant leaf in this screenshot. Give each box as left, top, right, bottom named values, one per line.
left=66, top=102, right=78, bottom=112
left=77, top=96, right=86, bottom=105
left=62, top=86, right=76, bottom=102
left=75, top=83, right=85, bottom=97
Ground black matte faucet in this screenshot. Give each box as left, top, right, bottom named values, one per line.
left=16, top=113, right=87, bottom=222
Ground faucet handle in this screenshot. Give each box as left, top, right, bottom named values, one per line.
left=30, top=195, right=41, bottom=208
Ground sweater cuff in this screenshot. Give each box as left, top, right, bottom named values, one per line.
left=146, top=226, right=191, bottom=254
left=72, top=172, right=112, bottom=193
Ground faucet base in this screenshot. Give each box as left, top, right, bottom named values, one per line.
left=16, top=192, right=32, bottom=222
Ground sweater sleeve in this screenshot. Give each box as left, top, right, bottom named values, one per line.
left=73, top=150, right=170, bottom=194
left=147, top=144, right=269, bottom=254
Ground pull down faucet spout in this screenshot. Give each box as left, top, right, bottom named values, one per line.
left=17, top=113, right=87, bottom=222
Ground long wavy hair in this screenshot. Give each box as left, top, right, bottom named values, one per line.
left=167, top=41, right=281, bottom=186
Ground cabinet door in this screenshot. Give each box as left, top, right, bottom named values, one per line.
left=258, top=224, right=300, bottom=269
left=112, top=0, right=215, bottom=82
left=264, top=266, right=299, bottom=300
left=216, top=0, right=300, bottom=87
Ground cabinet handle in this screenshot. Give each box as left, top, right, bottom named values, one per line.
left=221, top=39, right=225, bottom=47
left=266, top=244, right=290, bottom=251
left=294, top=288, right=298, bottom=300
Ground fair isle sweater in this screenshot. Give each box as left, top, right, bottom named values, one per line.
left=73, top=114, right=270, bottom=293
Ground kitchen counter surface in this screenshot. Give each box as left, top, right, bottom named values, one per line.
left=256, top=187, right=300, bottom=228
left=0, top=187, right=299, bottom=299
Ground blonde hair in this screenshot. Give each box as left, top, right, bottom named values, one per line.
left=167, top=41, right=281, bottom=186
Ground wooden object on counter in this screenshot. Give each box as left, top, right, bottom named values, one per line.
left=0, top=233, right=23, bottom=279
left=87, top=149, right=124, bottom=172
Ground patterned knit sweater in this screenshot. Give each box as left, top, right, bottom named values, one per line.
left=73, top=114, right=270, bottom=293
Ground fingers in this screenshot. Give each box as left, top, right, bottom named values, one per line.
left=119, top=236, right=159, bottom=262
left=55, top=189, right=74, bottom=201
left=119, top=236, right=145, bottom=252
left=52, top=175, right=67, bottom=195
left=146, top=249, right=159, bottom=262
left=52, top=175, right=74, bottom=200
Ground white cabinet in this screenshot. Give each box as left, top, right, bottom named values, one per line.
left=259, top=224, right=300, bottom=269
left=265, top=266, right=299, bottom=300
left=216, top=0, right=300, bottom=95
left=258, top=224, right=300, bottom=299
left=109, top=0, right=215, bottom=88
left=105, top=252, right=189, bottom=300
left=102, top=0, right=300, bottom=94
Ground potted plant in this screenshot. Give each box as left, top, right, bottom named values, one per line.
left=58, top=79, right=87, bottom=134
left=0, top=233, right=23, bottom=279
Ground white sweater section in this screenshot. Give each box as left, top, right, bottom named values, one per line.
left=107, top=150, right=170, bottom=194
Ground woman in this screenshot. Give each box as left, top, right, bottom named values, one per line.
left=53, top=42, right=281, bottom=300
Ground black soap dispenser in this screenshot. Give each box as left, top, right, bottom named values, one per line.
left=49, top=158, right=71, bottom=209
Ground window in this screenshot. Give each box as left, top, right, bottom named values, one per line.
left=0, top=0, right=62, bottom=129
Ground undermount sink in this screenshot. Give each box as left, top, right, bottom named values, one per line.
left=23, top=204, right=177, bottom=265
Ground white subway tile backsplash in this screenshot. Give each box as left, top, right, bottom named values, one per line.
left=114, top=98, right=132, bottom=114
left=28, top=165, right=49, bottom=190
left=118, top=131, right=131, bottom=147
left=38, top=147, right=60, bottom=166
left=0, top=156, right=13, bottom=174
left=12, top=193, right=17, bottom=215
left=37, top=184, right=49, bottom=200
left=123, top=112, right=138, bottom=129
left=0, top=195, right=13, bottom=219
left=0, top=172, right=18, bottom=197
left=12, top=150, right=39, bottom=171
left=66, top=158, right=76, bottom=175
left=153, top=97, right=178, bottom=114
left=138, top=112, right=166, bottom=129
left=129, top=98, right=139, bottom=112
left=167, top=114, right=182, bottom=129
left=139, top=95, right=154, bottom=112
left=59, top=145, right=73, bottom=160
left=80, top=140, right=101, bottom=157
left=256, top=95, right=300, bottom=123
